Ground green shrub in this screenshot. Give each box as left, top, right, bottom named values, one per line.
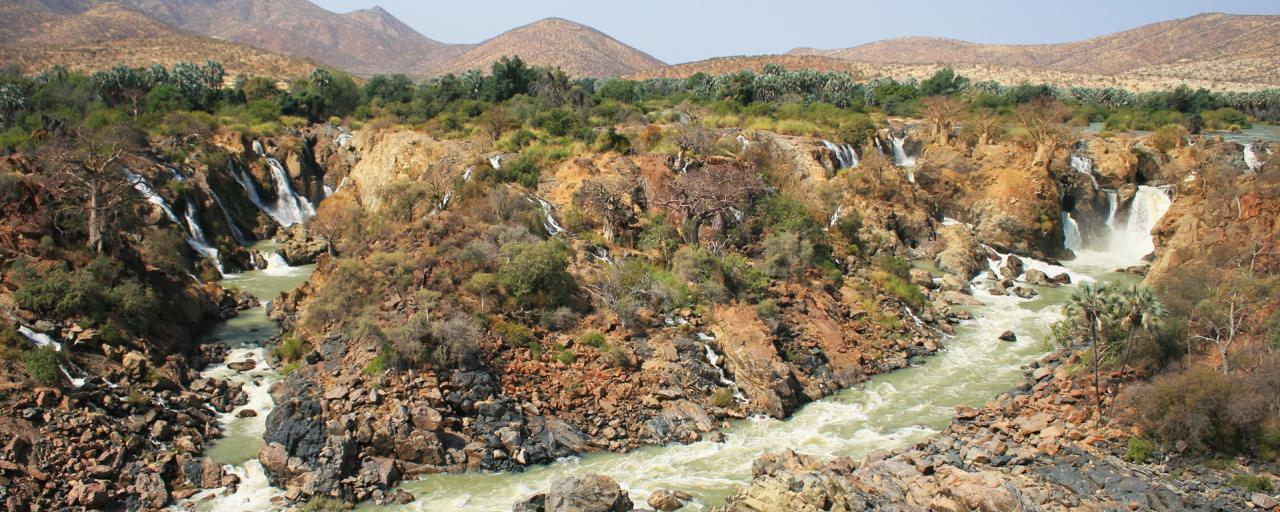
left=492, top=318, right=533, bottom=349
left=1132, top=364, right=1280, bottom=455
left=762, top=232, right=814, bottom=279
left=710, top=388, right=734, bottom=408
left=499, top=155, right=541, bottom=188
left=361, top=353, right=390, bottom=376
left=580, top=331, right=608, bottom=350
left=24, top=347, right=62, bottom=386
left=872, top=270, right=927, bottom=309
left=554, top=350, right=577, bottom=365
left=498, top=240, right=576, bottom=310
left=1150, top=124, right=1188, bottom=152
left=275, top=335, right=308, bottom=362
left=1125, top=437, right=1155, bottom=463
left=1229, top=473, right=1274, bottom=493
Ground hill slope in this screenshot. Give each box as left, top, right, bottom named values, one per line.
left=0, top=2, right=316, bottom=78
left=790, top=13, right=1280, bottom=86
left=424, top=18, right=665, bottom=78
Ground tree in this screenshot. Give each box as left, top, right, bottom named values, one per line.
left=477, top=105, right=513, bottom=144
left=486, top=56, right=533, bottom=102
left=657, top=163, right=765, bottom=246
left=309, top=194, right=359, bottom=256
left=1064, top=282, right=1117, bottom=420
left=498, top=240, right=576, bottom=310
left=920, top=96, right=965, bottom=146
left=39, top=118, right=141, bottom=253
left=1015, top=98, right=1071, bottom=171
left=1191, top=271, right=1259, bottom=374
left=1114, top=285, right=1167, bottom=373
left=575, top=175, right=639, bottom=244
left=972, top=109, right=1003, bottom=146
left=919, top=68, right=969, bottom=96
left=673, top=123, right=714, bottom=172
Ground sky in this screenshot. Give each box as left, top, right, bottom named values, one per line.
left=312, top=0, right=1280, bottom=64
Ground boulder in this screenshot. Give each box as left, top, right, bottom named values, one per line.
left=1024, top=269, right=1056, bottom=287
left=998, top=331, right=1017, bottom=342
left=647, top=489, right=691, bottom=511
left=545, top=474, right=633, bottom=512
left=1253, top=493, right=1278, bottom=509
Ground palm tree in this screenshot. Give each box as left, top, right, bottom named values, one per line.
left=1064, top=282, right=1118, bottom=421
left=1115, top=285, right=1167, bottom=374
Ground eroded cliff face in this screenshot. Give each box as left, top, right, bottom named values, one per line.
left=345, top=129, right=479, bottom=213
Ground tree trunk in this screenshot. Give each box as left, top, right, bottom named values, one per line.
left=88, top=181, right=103, bottom=253
left=683, top=215, right=703, bottom=246
left=602, top=217, right=615, bottom=245
left=1088, top=313, right=1104, bottom=421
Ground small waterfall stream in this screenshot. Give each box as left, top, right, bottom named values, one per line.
left=1245, top=143, right=1263, bottom=172
left=1070, top=154, right=1100, bottom=190
left=696, top=332, right=747, bottom=403
left=820, top=140, right=859, bottom=169
left=890, top=135, right=916, bottom=168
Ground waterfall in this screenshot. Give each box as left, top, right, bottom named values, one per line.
left=125, top=170, right=180, bottom=224
left=463, top=166, right=474, bottom=182
left=737, top=134, right=751, bottom=151
left=251, top=140, right=264, bottom=156
left=1069, top=186, right=1172, bottom=268
left=334, top=133, right=353, bottom=148
left=825, top=205, right=843, bottom=231
left=183, top=202, right=225, bottom=275
left=261, top=252, right=296, bottom=277
left=873, top=137, right=886, bottom=156
left=1245, top=143, right=1262, bottom=172
left=529, top=197, right=565, bottom=236
left=208, top=190, right=249, bottom=245
left=697, top=332, right=747, bottom=403
left=1062, top=211, right=1083, bottom=252
left=264, top=158, right=316, bottom=227
left=490, top=155, right=503, bottom=170
left=1070, top=154, right=1099, bottom=190
left=891, top=136, right=916, bottom=168
left=821, top=140, right=858, bottom=169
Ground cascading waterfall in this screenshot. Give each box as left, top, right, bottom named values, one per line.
left=1067, top=186, right=1172, bottom=269
left=209, top=190, right=250, bottom=245
left=183, top=202, right=225, bottom=275
left=125, top=170, right=180, bottom=224
left=490, top=155, right=503, bottom=170
left=530, top=196, right=566, bottom=236
left=1062, top=211, right=1083, bottom=252
left=126, top=170, right=224, bottom=273
left=1245, top=143, right=1263, bottom=172
left=873, top=137, right=886, bottom=156
left=891, top=135, right=916, bottom=168
left=737, top=134, right=751, bottom=151
left=263, top=158, right=316, bottom=227
left=820, top=140, right=859, bottom=169
left=18, top=326, right=85, bottom=387
left=825, top=205, right=843, bottom=231
left=696, top=332, right=747, bottom=403
left=1070, top=154, right=1099, bottom=190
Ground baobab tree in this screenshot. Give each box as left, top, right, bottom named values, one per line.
left=920, top=96, right=965, bottom=146
left=673, top=123, right=714, bottom=172
left=1015, top=98, right=1071, bottom=171
left=39, top=123, right=142, bottom=254
left=575, top=174, right=640, bottom=245
left=657, top=163, right=765, bottom=246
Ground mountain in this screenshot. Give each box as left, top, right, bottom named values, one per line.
left=0, top=2, right=316, bottom=78
left=789, top=13, right=1280, bottom=86
left=422, top=18, right=665, bottom=78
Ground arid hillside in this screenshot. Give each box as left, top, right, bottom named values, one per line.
left=422, top=17, right=665, bottom=78
left=625, top=55, right=1273, bottom=93
left=0, top=2, right=316, bottom=78
left=790, top=12, right=1280, bottom=87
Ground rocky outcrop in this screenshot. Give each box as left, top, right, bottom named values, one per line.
left=710, top=305, right=805, bottom=419
left=347, top=128, right=478, bottom=212
left=515, top=474, right=634, bottom=512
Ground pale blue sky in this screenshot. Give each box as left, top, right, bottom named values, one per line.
left=313, top=0, right=1280, bottom=64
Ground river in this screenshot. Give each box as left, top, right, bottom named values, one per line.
left=192, top=216, right=1157, bottom=511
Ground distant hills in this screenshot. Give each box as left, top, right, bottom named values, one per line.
left=788, top=13, right=1280, bottom=88
left=0, top=2, right=1276, bottom=92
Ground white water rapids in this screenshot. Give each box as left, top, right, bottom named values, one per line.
left=189, top=185, right=1173, bottom=512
